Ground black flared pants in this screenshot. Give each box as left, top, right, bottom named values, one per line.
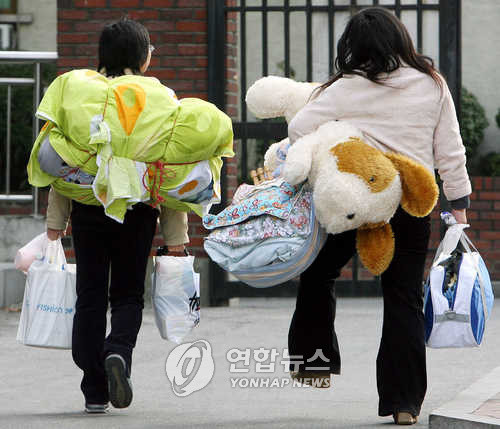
left=70, top=201, right=158, bottom=404
left=288, top=207, right=430, bottom=417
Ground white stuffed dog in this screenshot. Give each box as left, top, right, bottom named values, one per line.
left=246, top=76, right=439, bottom=275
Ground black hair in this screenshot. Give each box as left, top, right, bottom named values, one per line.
left=315, top=7, right=442, bottom=95
left=97, top=17, right=150, bottom=77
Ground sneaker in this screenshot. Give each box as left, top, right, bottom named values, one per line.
left=290, top=370, right=332, bottom=388
left=104, top=354, right=133, bottom=409
left=84, top=402, right=109, bottom=414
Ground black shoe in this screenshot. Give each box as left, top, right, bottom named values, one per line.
left=84, top=402, right=109, bottom=414
left=104, top=354, right=133, bottom=409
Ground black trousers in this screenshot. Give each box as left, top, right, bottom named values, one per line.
left=70, top=201, right=159, bottom=404
left=288, top=207, right=430, bottom=417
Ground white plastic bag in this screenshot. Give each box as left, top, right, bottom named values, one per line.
left=152, top=255, right=200, bottom=344
left=15, top=232, right=49, bottom=274
left=16, top=239, right=77, bottom=349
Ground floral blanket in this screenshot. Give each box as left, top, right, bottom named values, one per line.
left=202, top=180, right=312, bottom=248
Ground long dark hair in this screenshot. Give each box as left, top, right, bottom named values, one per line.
left=97, top=17, right=150, bottom=77
left=315, top=7, right=442, bottom=95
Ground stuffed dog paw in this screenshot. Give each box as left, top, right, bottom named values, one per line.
left=246, top=76, right=439, bottom=275
left=246, top=76, right=320, bottom=178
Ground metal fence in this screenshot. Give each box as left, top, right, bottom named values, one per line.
left=0, top=51, right=58, bottom=216
left=206, top=0, right=461, bottom=304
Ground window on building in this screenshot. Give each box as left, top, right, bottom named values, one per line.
left=0, top=24, right=13, bottom=49
left=0, top=0, right=17, bottom=14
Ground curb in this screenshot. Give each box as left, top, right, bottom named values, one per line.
left=493, top=281, right=500, bottom=297
left=430, top=366, right=500, bottom=428
left=0, top=263, right=25, bottom=308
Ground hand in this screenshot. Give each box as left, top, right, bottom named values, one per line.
left=167, top=244, right=185, bottom=253
left=451, top=209, right=467, bottom=224
left=47, top=228, right=65, bottom=241
left=166, top=244, right=188, bottom=256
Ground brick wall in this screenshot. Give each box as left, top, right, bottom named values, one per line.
left=58, top=0, right=209, bottom=103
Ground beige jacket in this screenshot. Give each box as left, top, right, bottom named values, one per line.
left=288, top=67, right=471, bottom=202
left=47, top=188, right=189, bottom=246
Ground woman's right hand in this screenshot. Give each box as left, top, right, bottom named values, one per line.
left=47, top=228, right=65, bottom=241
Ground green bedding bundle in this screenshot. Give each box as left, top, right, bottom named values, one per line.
left=28, top=69, right=234, bottom=222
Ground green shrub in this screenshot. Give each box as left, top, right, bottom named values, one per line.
left=460, top=87, right=489, bottom=161
left=479, top=152, right=500, bottom=176
left=479, top=107, right=500, bottom=176
left=475, top=103, right=500, bottom=176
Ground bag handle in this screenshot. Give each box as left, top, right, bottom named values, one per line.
left=459, top=232, right=489, bottom=321
left=44, top=239, right=68, bottom=269
left=434, top=212, right=489, bottom=322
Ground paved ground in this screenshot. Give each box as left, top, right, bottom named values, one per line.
left=1, top=297, right=500, bottom=428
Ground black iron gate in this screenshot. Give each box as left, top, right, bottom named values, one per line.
left=207, top=0, right=461, bottom=305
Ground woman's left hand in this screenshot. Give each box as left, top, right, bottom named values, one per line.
left=451, top=208, right=467, bottom=225
left=47, top=228, right=65, bottom=241
left=166, top=244, right=188, bottom=256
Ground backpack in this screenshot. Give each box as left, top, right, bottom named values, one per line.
left=424, top=218, right=494, bottom=348
left=203, top=178, right=327, bottom=288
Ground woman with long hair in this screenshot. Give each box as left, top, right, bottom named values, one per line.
left=287, top=7, right=470, bottom=425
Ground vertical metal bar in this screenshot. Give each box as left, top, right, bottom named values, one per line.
left=439, top=0, right=461, bottom=115
left=240, top=0, right=248, bottom=183
left=350, top=0, right=356, bottom=16
left=207, top=0, right=229, bottom=306
left=208, top=0, right=226, bottom=111
left=416, top=0, right=423, bottom=53
left=306, top=0, right=312, bottom=82
left=439, top=0, right=461, bottom=239
left=262, top=0, right=268, bottom=76
left=328, top=0, right=334, bottom=76
left=284, top=0, right=290, bottom=77
left=6, top=85, right=11, bottom=195
left=352, top=252, right=359, bottom=288
left=395, top=0, right=401, bottom=18
left=33, top=62, right=41, bottom=215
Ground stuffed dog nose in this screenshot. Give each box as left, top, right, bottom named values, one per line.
left=347, top=213, right=355, bottom=220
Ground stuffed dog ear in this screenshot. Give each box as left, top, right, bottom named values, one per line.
left=384, top=152, right=439, bottom=217
left=282, top=134, right=315, bottom=185
left=356, top=224, right=395, bottom=276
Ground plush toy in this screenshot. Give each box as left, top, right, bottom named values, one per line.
left=246, top=76, right=439, bottom=275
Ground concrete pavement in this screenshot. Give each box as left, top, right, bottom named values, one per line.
left=1, top=297, right=500, bottom=428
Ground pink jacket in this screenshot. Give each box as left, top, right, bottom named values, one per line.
left=288, top=66, right=471, bottom=202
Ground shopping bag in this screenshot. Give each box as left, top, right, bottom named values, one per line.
left=152, top=255, right=200, bottom=344
left=14, top=232, right=49, bottom=274
left=424, top=213, right=494, bottom=348
left=16, top=239, right=77, bottom=349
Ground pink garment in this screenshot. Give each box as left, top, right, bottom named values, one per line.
left=288, top=66, right=471, bottom=201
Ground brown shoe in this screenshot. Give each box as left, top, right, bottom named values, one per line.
left=290, top=370, right=332, bottom=388
left=393, top=412, right=418, bottom=425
